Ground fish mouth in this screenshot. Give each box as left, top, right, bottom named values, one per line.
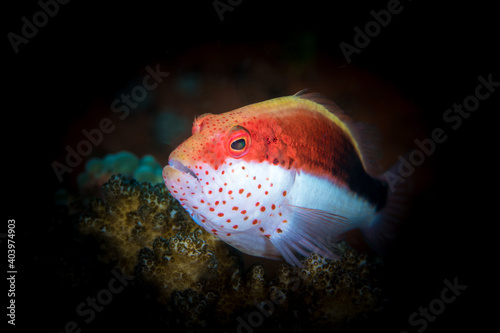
left=167, top=159, right=199, bottom=181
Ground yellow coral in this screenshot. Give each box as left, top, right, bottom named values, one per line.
left=79, top=174, right=383, bottom=332
left=79, top=175, right=185, bottom=273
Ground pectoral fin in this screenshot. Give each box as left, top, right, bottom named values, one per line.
left=268, top=204, right=349, bottom=267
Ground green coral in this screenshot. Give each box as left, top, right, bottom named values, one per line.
left=79, top=174, right=383, bottom=332
left=77, top=151, right=163, bottom=195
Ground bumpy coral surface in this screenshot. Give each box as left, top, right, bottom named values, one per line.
left=79, top=174, right=382, bottom=332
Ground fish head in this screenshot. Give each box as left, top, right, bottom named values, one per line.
left=163, top=108, right=296, bottom=235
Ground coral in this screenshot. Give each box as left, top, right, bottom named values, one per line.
left=79, top=174, right=383, bottom=332
left=294, top=247, right=381, bottom=330
left=79, top=174, right=228, bottom=274
left=77, top=151, right=163, bottom=196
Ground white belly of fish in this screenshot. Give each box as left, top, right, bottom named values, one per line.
left=199, top=164, right=377, bottom=266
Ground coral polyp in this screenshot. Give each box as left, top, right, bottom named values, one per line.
left=79, top=174, right=382, bottom=332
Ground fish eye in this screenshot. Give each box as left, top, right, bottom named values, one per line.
left=230, top=138, right=246, bottom=151
left=227, top=126, right=251, bottom=158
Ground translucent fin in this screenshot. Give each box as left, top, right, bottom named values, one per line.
left=361, top=155, right=415, bottom=255
left=294, top=91, right=384, bottom=177
left=269, top=204, right=350, bottom=267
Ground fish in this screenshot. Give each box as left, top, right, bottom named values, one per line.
left=162, top=91, right=405, bottom=266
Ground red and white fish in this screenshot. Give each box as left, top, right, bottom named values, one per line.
left=162, top=91, right=404, bottom=266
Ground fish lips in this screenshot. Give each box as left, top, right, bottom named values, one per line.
left=163, top=159, right=199, bottom=184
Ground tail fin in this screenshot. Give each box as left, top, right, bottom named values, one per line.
left=361, top=155, right=416, bottom=255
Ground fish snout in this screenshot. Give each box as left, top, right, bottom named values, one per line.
left=163, top=159, right=199, bottom=183
left=162, top=164, right=178, bottom=181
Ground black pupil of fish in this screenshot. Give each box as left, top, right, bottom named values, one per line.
left=231, top=138, right=246, bottom=150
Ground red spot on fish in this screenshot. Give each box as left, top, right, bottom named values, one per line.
left=241, top=210, right=247, bottom=214
left=282, top=220, right=288, bottom=223
left=265, top=191, right=269, bottom=195
left=233, top=225, right=238, bottom=229
left=218, top=213, right=224, bottom=217
left=209, top=207, right=215, bottom=212
left=222, top=170, right=225, bottom=175
left=258, top=184, right=261, bottom=189
left=193, top=206, right=198, bottom=209
left=252, top=219, right=258, bottom=225
left=200, top=199, right=205, bottom=203
left=226, top=219, right=231, bottom=223
left=255, top=202, right=260, bottom=206
left=208, top=190, right=212, bottom=194
left=215, top=201, right=219, bottom=205
left=219, top=188, right=223, bottom=192
left=260, top=206, right=266, bottom=212
left=244, top=216, right=249, bottom=221
left=246, top=192, right=252, bottom=198
left=283, top=191, right=287, bottom=196
left=271, top=204, right=276, bottom=210
left=232, top=206, right=238, bottom=211
left=226, top=233, right=231, bottom=236
left=259, top=227, right=265, bottom=232
left=277, top=228, right=283, bottom=233
left=205, top=171, right=209, bottom=175
left=228, top=190, right=233, bottom=195
left=239, top=189, right=244, bottom=194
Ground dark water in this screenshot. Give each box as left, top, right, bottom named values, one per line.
left=6, top=1, right=496, bottom=332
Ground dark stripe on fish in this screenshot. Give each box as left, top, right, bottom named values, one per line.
left=329, top=133, right=388, bottom=210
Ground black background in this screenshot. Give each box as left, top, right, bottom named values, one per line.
left=4, top=0, right=497, bottom=332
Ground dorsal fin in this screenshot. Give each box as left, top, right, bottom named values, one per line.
left=294, top=90, right=384, bottom=177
